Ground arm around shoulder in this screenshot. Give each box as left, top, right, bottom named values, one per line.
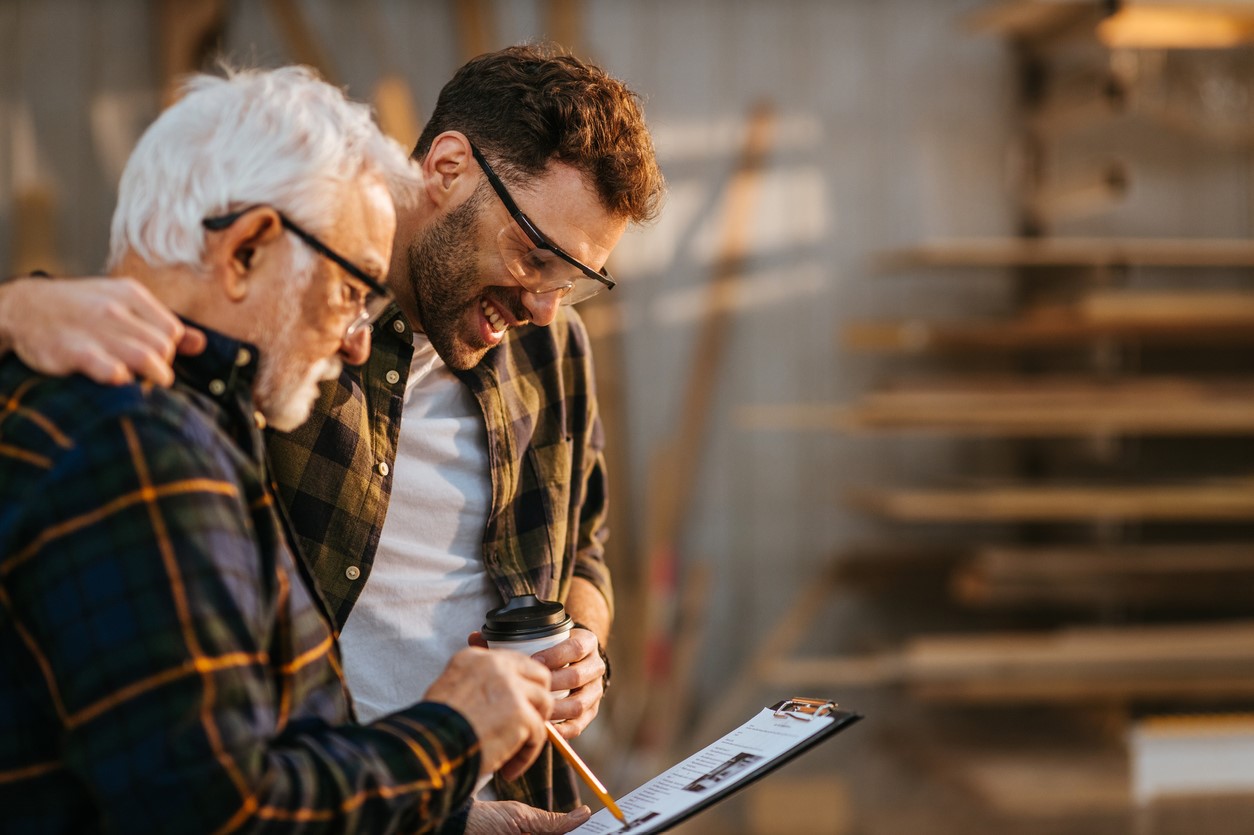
left=0, top=275, right=203, bottom=386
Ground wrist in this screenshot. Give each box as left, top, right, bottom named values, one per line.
left=0, top=273, right=49, bottom=353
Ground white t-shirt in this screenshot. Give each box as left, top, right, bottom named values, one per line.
left=338, top=333, right=497, bottom=724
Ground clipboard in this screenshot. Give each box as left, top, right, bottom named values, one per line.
left=570, top=697, right=862, bottom=834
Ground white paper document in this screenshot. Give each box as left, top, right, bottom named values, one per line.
left=571, top=700, right=860, bottom=834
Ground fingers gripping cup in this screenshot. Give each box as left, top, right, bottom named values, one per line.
left=482, top=594, right=573, bottom=698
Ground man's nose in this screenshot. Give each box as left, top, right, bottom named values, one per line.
left=338, top=324, right=372, bottom=366
left=521, top=290, right=561, bottom=327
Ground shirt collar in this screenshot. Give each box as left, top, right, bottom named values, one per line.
left=172, top=318, right=261, bottom=407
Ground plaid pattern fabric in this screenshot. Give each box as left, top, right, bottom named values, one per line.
left=0, top=327, right=481, bottom=834
left=269, top=304, right=611, bottom=815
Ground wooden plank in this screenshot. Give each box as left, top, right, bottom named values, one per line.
left=963, top=0, right=1097, bottom=40
left=544, top=0, right=584, bottom=54
left=453, top=0, right=495, bottom=63
left=955, top=543, right=1254, bottom=609
left=849, top=481, right=1254, bottom=522
left=11, top=186, right=62, bottom=277
left=742, top=377, right=1254, bottom=436
left=1081, top=291, right=1254, bottom=325
left=878, top=237, right=1254, bottom=270
left=842, top=316, right=1254, bottom=353
left=769, top=621, right=1254, bottom=703
left=155, top=0, right=227, bottom=108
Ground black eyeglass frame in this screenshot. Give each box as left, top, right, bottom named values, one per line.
left=468, top=142, right=616, bottom=296
left=202, top=206, right=394, bottom=331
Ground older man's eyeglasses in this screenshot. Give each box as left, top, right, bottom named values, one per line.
left=469, top=142, right=615, bottom=306
left=202, top=206, right=394, bottom=338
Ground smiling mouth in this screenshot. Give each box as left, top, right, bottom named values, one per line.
left=481, top=298, right=508, bottom=334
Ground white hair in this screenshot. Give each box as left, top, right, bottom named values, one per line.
left=108, top=65, right=419, bottom=270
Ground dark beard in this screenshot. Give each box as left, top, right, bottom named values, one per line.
left=406, top=190, right=488, bottom=370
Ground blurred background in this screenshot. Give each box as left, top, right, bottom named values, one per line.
left=6, top=0, right=1254, bottom=832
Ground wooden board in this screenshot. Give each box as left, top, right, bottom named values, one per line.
left=878, top=237, right=1254, bottom=269
left=955, top=543, right=1254, bottom=609
left=742, top=376, right=1254, bottom=436
left=766, top=621, right=1254, bottom=703
left=963, top=0, right=1099, bottom=40
left=849, top=480, right=1254, bottom=522
left=842, top=313, right=1254, bottom=353
left=1081, top=291, right=1254, bottom=325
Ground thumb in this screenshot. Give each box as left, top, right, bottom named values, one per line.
left=467, top=630, right=489, bottom=649
left=530, top=805, right=592, bottom=833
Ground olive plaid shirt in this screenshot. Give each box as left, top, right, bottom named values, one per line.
left=267, top=304, right=611, bottom=814
left=0, top=326, right=481, bottom=833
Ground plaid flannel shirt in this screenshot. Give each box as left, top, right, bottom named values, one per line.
left=268, top=304, right=611, bottom=815
left=0, top=326, right=481, bottom=834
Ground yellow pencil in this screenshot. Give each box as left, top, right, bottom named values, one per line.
left=545, top=721, right=627, bottom=823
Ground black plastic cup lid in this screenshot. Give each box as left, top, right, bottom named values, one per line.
left=482, top=594, right=572, bottom=641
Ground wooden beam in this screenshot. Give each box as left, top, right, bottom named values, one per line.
left=768, top=621, right=1254, bottom=704
left=849, top=481, right=1254, bottom=522
left=841, top=315, right=1254, bottom=354
left=878, top=237, right=1254, bottom=270
left=10, top=186, right=62, bottom=277
left=1081, top=291, right=1254, bottom=325
left=155, top=0, right=227, bottom=108
left=955, top=543, right=1254, bottom=609
left=453, top=0, right=495, bottom=63
left=742, top=376, right=1254, bottom=437
left=963, top=0, right=1100, bottom=41
left=544, top=0, right=584, bottom=54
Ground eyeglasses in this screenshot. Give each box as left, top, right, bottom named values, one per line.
left=469, top=142, right=616, bottom=305
left=202, top=206, right=394, bottom=338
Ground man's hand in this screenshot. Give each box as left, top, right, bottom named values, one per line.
left=0, top=276, right=205, bottom=386
left=423, top=647, right=553, bottom=781
left=465, top=800, right=591, bottom=834
left=531, top=627, right=606, bottom=739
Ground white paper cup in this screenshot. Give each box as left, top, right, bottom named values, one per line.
left=483, top=595, right=573, bottom=699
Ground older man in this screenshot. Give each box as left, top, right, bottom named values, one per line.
left=0, top=67, right=584, bottom=834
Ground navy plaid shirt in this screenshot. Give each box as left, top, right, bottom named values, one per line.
left=0, top=325, right=481, bottom=833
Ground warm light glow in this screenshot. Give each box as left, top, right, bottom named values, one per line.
left=1098, top=5, right=1254, bottom=48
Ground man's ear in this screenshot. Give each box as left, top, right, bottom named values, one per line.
left=422, top=131, right=477, bottom=210
left=205, top=207, right=286, bottom=301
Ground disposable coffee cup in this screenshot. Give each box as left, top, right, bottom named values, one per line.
left=482, top=594, right=573, bottom=698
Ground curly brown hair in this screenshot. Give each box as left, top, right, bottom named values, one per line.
left=414, top=44, right=665, bottom=224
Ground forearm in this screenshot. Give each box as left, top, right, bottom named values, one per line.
left=566, top=576, right=611, bottom=647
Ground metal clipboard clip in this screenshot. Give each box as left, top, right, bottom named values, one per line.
left=772, top=697, right=838, bottom=721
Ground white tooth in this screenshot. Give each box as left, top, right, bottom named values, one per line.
left=482, top=299, right=506, bottom=333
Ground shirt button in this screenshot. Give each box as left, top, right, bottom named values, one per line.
left=392, top=319, right=406, bottom=334
left=345, top=565, right=361, bottom=581
left=208, top=379, right=226, bottom=396
left=377, top=461, right=390, bottom=477
left=385, top=370, right=401, bottom=385
left=235, top=348, right=252, bottom=367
